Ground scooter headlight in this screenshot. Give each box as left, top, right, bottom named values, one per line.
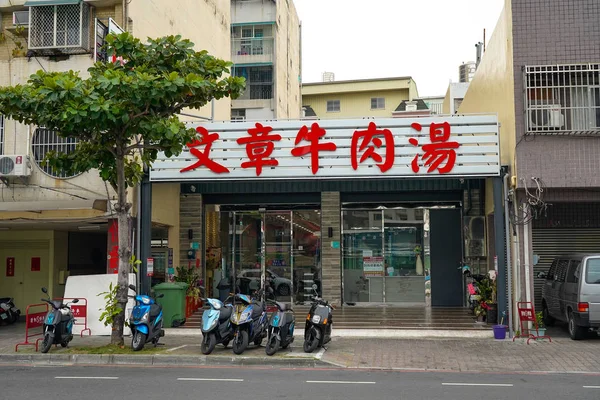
left=240, top=311, right=251, bottom=321
left=311, top=315, right=321, bottom=324
left=140, top=312, right=149, bottom=323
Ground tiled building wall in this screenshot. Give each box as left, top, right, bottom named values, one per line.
left=320, top=191, right=342, bottom=305
left=512, top=0, right=600, bottom=188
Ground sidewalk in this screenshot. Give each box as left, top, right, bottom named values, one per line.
left=2, top=322, right=600, bottom=373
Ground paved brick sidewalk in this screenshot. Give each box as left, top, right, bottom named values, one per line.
left=321, top=334, right=600, bottom=373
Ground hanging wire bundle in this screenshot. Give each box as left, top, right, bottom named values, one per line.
left=509, top=177, right=549, bottom=226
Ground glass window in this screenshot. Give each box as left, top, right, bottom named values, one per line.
left=585, top=258, right=600, bottom=284
left=546, top=259, right=558, bottom=280
left=327, top=100, right=340, bottom=112
left=556, top=259, right=569, bottom=282
left=566, top=260, right=580, bottom=283
left=370, top=97, right=385, bottom=110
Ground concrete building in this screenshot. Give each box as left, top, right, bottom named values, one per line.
left=458, top=0, right=600, bottom=334
left=301, top=77, right=420, bottom=119
left=0, top=0, right=232, bottom=307
left=230, top=0, right=301, bottom=121
left=459, top=61, right=476, bottom=83
left=442, top=82, right=470, bottom=115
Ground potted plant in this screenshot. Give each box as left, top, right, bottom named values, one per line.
left=474, top=303, right=486, bottom=323
left=535, top=311, right=546, bottom=337
left=174, top=265, right=202, bottom=318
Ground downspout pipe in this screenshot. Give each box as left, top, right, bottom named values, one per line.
left=503, top=173, right=513, bottom=338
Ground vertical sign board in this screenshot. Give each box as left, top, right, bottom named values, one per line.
left=6, top=257, right=15, bottom=277
left=31, top=257, right=41, bottom=272
left=147, top=258, right=154, bottom=277
left=107, top=219, right=119, bottom=274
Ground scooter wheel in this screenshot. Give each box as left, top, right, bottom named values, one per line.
left=232, top=331, right=249, bottom=355
left=201, top=333, right=217, bottom=355
left=265, top=336, right=280, bottom=356
left=132, top=331, right=147, bottom=351
left=303, top=330, right=319, bottom=353
left=40, top=333, right=53, bottom=354
left=60, top=341, right=69, bottom=348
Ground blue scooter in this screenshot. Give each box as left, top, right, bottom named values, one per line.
left=128, top=284, right=165, bottom=351
left=230, top=292, right=268, bottom=355
left=200, top=293, right=234, bottom=355
left=265, top=300, right=295, bottom=356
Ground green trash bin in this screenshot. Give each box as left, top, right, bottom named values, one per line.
left=153, top=282, right=188, bottom=328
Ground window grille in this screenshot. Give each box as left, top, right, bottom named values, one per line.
left=327, top=100, right=340, bottom=112
left=31, top=128, right=79, bottom=178
left=28, top=3, right=91, bottom=54
left=524, top=64, right=600, bottom=135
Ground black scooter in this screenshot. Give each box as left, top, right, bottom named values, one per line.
left=265, top=300, right=295, bottom=356
left=303, top=284, right=333, bottom=353
left=0, top=297, right=20, bottom=324
left=39, top=287, right=79, bottom=353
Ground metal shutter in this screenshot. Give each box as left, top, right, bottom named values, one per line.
left=532, top=228, right=600, bottom=309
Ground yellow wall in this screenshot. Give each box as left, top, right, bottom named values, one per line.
left=442, top=86, right=451, bottom=114
left=456, top=0, right=515, bottom=214
left=151, top=183, right=181, bottom=266
left=303, top=88, right=411, bottom=119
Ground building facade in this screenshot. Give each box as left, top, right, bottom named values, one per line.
left=230, top=0, right=301, bottom=121
left=459, top=61, right=477, bottom=83
left=0, top=0, right=232, bottom=307
left=458, top=0, right=600, bottom=332
left=302, top=77, right=420, bottom=119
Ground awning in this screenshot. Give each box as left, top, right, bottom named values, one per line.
left=24, top=0, right=81, bottom=6
left=0, top=199, right=107, bottom=212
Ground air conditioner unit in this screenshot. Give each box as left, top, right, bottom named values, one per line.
left=529, top=104, right=565, bottom=129
left=12, top=11, right=29, bottom=27
left=0, top=155, right=31, bottom=178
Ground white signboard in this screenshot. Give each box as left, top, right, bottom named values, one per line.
left=149, top=115, right=500, bottom=182
left=363, top=256, right=384, bottom=277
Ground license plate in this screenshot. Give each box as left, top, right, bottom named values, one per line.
left=0, top=314, right=7, bottom=320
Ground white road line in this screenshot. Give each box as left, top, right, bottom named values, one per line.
left=306, top=380, right=376, bottom=384
left=166, top=344, right=188, bottom=352
left=55, top=377, right=119, bottom=380
left=583, top=386, right=600, bottom=389
left=177, top=378, right=244, bottom=382
left=442, top=383, right=513, bottom=387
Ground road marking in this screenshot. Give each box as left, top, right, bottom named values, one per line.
left=55, top=377, right=119, bottom=380
left=442, top=383, right=513, bottom=387
left=583, top=386, right=600, bottom=389
left=306, top=380, right=376, bottom=384
left=177, top=378, right=244, bottom=382
left=166, top=344, right=188, bottom=352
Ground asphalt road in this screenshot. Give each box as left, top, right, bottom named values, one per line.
left=1, top=365, right=600, bottom=400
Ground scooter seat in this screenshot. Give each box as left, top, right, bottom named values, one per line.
left=149, top=304, right=161, bottom=318
left=219, top=306, right=232, bottom=321
left=276, top=302, right=289, bottom=311
left=251, top=304, right=264, bottom=319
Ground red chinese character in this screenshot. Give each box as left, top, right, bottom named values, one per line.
left=291, top=122, right=337, bottom=174
left=409, top=122, right=460, bottom=174
left=236, top=123, right=282, bottom=176
left=351, top=122, right=395, bottom=172
left=180, top=127, right=229, bottom=174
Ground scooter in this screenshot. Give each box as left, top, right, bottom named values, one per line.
left=200, top=292, right=234, bottom=355
left=39, top=287, right=78, bottom=353
left=128, top=284, right=165, bottom=351
left=265, top=300, right=295, bottom=356
left=229, top=292, right=268, bottom=355
left=0, top=297, right=20, bottom=324
left=303, top=284, right=333, bottom=353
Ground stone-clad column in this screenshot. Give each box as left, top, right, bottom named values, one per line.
left=320, top=191, right=342, bottom=305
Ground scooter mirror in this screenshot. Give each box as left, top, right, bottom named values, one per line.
left=41, top=287, right=48, bottom=294
left=72, top=299, right=79, bottom=303
left=312, top=284, right=318, bottom=290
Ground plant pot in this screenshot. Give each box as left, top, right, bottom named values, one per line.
left=493, top=324, right=508, bottom=340
left=487, top=303, right=498, bottom=324
left=536, top=327, right=547, bottom=337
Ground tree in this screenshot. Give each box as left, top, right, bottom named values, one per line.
left=0, top=33, right=245, bottom=345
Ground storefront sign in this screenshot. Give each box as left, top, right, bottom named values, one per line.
left=363, top=256, right=384, bottom=277
left=147, top=258, right=154, bottom=277
left=150, top=116, right=500, bottom=181
left=31, top=257, right=41, bottom=272
left=6, top=257, right=14, bottom=277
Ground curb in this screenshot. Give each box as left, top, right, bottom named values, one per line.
left=0, top=352, right=330, bottom=368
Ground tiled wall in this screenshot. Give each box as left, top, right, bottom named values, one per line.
left=512, top=0, right=600, bottom=188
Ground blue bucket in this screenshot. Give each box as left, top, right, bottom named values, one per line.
left=493, top=324, right=507, bottom=340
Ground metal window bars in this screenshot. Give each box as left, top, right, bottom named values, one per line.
left=28, top=3, right=91, bottom=54
left=524, top=64, right=600, bottom=135
left=31, top=129, right=79, bottom=179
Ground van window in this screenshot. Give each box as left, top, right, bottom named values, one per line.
left=547, top=259, right=558, bottom=280
left=566, top=260, right=580, bottom=283
left=556, top=259, right=569, bottom=282
left=585, top=258, right=600, bottom=284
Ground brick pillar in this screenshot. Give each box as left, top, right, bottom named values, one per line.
left=320, top=191, right=342, bottom=305
left=179, top=194, right=203, bottom=278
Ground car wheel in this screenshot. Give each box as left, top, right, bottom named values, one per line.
left=568, top=311, right=586, bottom=340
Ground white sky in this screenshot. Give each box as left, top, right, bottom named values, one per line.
left=294, top=0, right=505, bottom=97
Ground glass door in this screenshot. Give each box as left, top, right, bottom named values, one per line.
left=233, top=212, right=263, bottom=297
left=292, top=210, right=322, bottom=303
left=264, top=212, right=293, bottom=304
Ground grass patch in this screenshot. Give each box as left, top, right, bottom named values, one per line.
left=65, top=344, right=166, bottom=355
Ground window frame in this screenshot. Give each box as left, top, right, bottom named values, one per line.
left=370, top=97, right=385, bottom=110
left=326, top=100, right=340, bottom=113
left=585, top=257, right=600, bottom=284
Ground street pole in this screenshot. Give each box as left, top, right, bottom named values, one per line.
left=140, top=168, right=152, bottom=294
left=493, top=172, right=508, bottom=325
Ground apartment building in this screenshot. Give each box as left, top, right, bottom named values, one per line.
left=301, top=76, right=420, bottom=119
left=458, top=0, right=600, bottom=334
left=0, top=0, right=232, bottom=307
left=230, top=0, right=301, bottom=121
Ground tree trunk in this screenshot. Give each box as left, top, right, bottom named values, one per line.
left=111, top=154, right=131, bottom=346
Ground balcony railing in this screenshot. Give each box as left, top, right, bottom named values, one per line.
left=231, top=37, right=274, bottom=64
left=237, top=83, right=273, bottom=100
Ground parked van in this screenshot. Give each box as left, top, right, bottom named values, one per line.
left=537, top=254, right=600, bottom=340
